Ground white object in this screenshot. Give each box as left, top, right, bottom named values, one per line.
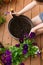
left=18, top=1, right=37, bottom=15
left=33, top=46, right=40, bottom=54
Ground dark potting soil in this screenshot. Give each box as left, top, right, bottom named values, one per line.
left=9, top=15, right=32, bottom=38
left=36, top=0, right=43, bottom=2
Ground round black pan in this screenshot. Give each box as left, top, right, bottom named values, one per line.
left=8, top=15, right=33, bottom=38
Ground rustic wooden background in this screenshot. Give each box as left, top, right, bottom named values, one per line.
left=0, top=0, right=43, bottom=65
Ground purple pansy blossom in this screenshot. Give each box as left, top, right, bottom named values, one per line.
left=1, top=50, right=12, bottom=65
left=5, top=55, right=12, bottom=61
left=15, top=44, right=20, bottom=47
left=37, top=52, right=41, bottom=56
left=20, top=63, right=24, bottom=65
left=5, top=50, right=11, bottom=55
left=4, top=12, right=10, bottom=16
left=19, top=36, right=24, bottom=43
left=24, top=33, right=29, bottom=38
left=29, top=32, right=36, bottom=39
left=22, top=44, right=28, bottom=54
left=23, top=49, right=28, bottom=55
left=23, top=44, right=28, bottom=50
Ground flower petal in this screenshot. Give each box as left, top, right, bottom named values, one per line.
left=19, top=37, right=24, bottom=43
left=23, top=49, right=28, bottom=54
left=24, top=33, right=29, bottom=38
left=23, top=44, right=28, bottom=50
left=20, top=63, right=24, bottom=65
left=15, top=44, right=20, bottom=47
left=29, top=32, right=36, bottom=38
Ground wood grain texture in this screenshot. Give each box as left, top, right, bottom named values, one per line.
left=40, top=4, right=43, bottom=65
left=2, top=4, right=12, bottom=47
left=0, top=0, right=43, bottom=65
left=23, top=0, right=31, bottom=18
left=23, top=0, right=32, bottom=65
left=0, top=6, right=8, bottom=46
left=31, top=2, right=41, bottom=65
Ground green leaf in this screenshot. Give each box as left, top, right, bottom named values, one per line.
left=0, top=48, right=6, bottom=55
left=9, top=46, right=19, bottom=53
left=24, top=53, right=29, bottom=58
left=0, top=16, right=6, bottom=25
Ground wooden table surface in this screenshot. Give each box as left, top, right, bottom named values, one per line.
left=0, top=0, right=43, bottom=65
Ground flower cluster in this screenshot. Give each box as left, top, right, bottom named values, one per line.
left=0, top=32, right=40, bottom=65
left=23, top=44, right=28, bottom=55
left=1, top=50, right=12, bottom=65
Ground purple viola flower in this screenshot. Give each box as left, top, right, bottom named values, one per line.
left=4, top=12, right=10, bottom=15
left=19, top=36, right=24, bottom=43
left=22, top=49, right=28, bottom=55
left=5, top=50, right=11, bottom=55
left=24, top=33, right=29, bottom=38
left=37, top=52, right=41, bottom=56
left=4, top=63, right=11, bottom=65
left=1, top=50, right=12, bottom=65
left=23, top=44, right=28, bottom=50
left=29, top=32, right=36, bottom=39
left=15, top=44, right=20, bottom=47
left=5, top=61, right=12, bottom=65
left=5, top=55, right=12, bottom=61
left=20, top=63, right=24, bottom=65
left=22, top=44, right=28, bottom=54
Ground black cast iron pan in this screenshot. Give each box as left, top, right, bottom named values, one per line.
left=8, top=14, right=33, bottom=39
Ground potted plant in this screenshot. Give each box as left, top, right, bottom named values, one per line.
left=0, top=33, right=40, bottom=65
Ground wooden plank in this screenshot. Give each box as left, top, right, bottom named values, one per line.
left=16, top=0, right=23, bottom=12
left=0, top=19, right=4, bottom=42
left=23, top=58, right=30, bottom=65
left=31, top=56, right=40, bottom=65
left=0, top=5, right=7, bottom=44
left=23, top=0, right=32, bottom=65
left=40, top=5, right=43, bottom=65
left=0, top=7, right=4, bottom=42
left=31, top=5, right=40, bottom=18
left=23, top=0, right=31, bottom=18
left=40, top=5, right=43, bottom=48
left=31, top=4, right=41, bottom=65
left=2, top=4, right=12, bottom=47
left=35, top=35, right=41, bottom=48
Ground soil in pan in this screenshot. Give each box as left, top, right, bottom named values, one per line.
left=9, top=15, right=32, bottom=38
